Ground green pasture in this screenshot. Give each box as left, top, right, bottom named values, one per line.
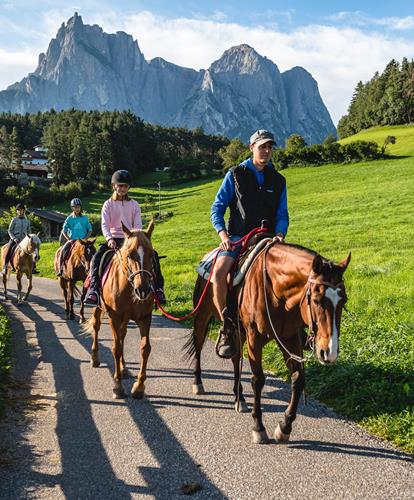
left=33, top=152, right=414, bottom=454
left=339, top=123, right=414, bottom=157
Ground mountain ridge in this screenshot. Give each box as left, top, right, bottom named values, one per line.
left=0, top=13, right=336, bottom=143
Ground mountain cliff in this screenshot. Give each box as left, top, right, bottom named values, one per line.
left=0, top=14, right=336, bottom=143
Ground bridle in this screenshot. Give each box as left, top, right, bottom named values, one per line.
left=300, top=274, right=345, bottom=352
left=260, top=241, right=344, bottom=363
left=123, top=252, right=155, bottom=300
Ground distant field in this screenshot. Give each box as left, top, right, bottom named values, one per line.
left=34, top=152, right=414, bottom=454
left=339, top=123, right=414, bottom=157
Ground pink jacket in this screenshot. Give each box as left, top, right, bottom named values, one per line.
left=101, top=197, right=142, bottom=241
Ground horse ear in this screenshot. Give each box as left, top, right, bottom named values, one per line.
left=36, top=232, right=40, bottom=237
left=121, top=222, right=131, bottom=237
left=146, top=219, right=155, bottom=239
left=312, top=255, right=323, bottom=275
left=338, top=252, right=351, bottom=272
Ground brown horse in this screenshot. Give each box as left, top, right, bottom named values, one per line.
left=185, top=241, right=350, bottom=444
left=54, top=239, right=96, bottom=322
left=1, top=234, right=41, bottom=304
left=85, top=221, right=155, bottom=399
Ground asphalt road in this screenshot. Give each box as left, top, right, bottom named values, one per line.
left=0, top=276, right=413, bottom=499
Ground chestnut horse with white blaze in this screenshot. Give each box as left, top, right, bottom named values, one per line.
left=185, top=241, right=350, bottom=444
left=85, top=221, right=155, bottom=399
left=1, top=234, right=41, bottom=303
left=54, top=239, right=96, bottom=322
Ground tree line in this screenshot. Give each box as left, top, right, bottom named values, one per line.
left=0, top=109, right=228, bottom=200
left=338, top=58, right=414, bottom=138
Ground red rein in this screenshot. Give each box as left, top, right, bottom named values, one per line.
left=153, top=227, right=269, bottom=321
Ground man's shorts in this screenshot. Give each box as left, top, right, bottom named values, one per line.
left=218, top=235, right=242, bottom=259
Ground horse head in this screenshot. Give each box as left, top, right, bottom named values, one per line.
left=302, top=252, right=351, bottom=365
left=121, top=221, right=155, bottom=302
left=78, top=238, right=96, bottom=272
left=26, top=234, right=42, bottom=262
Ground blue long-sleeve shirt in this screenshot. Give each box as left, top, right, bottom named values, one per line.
left=211, top=158, right=289, bottom=236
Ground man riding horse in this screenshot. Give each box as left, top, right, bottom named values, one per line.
left=211, top=130, right=289, bottom=358
left=2, top=203, right=39, bottom=275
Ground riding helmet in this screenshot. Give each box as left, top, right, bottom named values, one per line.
left=111, top=169, right=132, bottom=185
left=15, top=202, right=25, bottom=210
left=70, top=198, right=82, bottom=207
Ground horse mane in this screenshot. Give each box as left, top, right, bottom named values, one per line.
left=19, top=234, right=41, bottom=252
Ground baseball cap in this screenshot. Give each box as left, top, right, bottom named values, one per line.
left=249, top=130, right=276, bottom=147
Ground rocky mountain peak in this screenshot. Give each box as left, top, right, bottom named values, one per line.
left=210, top=44, right=271, bottom=74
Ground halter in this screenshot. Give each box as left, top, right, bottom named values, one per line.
left=124, top=253, right=155, bottom=300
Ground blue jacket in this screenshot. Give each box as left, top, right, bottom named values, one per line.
left=211, top=158, right=289, bottom=235
left=63, top=214, right=92, bottom=240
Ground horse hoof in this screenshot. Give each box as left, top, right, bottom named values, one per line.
left=251, top=430, right=269, bottom=444
left=192, top=383, right=205, bottom=395
left=79, top=317, right=85, bottom=324
left=90, top=358, right=100, bottom=368
left=274, top=424, right=291, bottom=444
left=131, top=383, right=145, bottom=399
left=112, top=388, right=126, bottom=399
left=235, top=400, right=250, bottom=413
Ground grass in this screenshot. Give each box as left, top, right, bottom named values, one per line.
left=8, top=124, right=414, bottom=453
left=0, top=304, right=12, bottom=416
left=338, top=123, right=414, bottom=157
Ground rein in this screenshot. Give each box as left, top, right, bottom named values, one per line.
left=154, top=226, right=270, bottom=321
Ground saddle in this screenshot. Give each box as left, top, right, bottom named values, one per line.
left=84, top=249, right=115, bottom=290
left=54, top=240, right=76, bottom=274
left=196, top=232, right=274, bottom=286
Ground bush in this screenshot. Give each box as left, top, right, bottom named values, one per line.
left=87, top=213, right=101, bottom=236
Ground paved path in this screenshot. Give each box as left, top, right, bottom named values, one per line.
left=0, top=276, right=413, bottom=499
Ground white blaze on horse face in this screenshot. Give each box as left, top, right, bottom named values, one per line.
left=324, top=287, right=341, bottom=362
left=137, top=246, right=144, bottom=271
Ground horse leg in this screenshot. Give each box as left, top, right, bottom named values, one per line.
left=23, top=270, right=33, bottom=301
left=68, top=281, right=75, bottom=320
left=274, top=334, right=305, bottom=444
left=16, top=271, right=23, bottom=304
left=131, top=315, right=151, bottom=399
left=90, top=307, right=102, bottom=367
left=247, top=331, right=269, bottom=444
left=109, top=315, right=127, bottom=399
left=2, top=268, right=8, bottom=300
left=120, top=334, right=130, bottom=379
left=79, top=286, right=87, bottom=324
left=60, top=278, right=70, bottom=319
left=190, top=310, right=211, bottom=395
left=232, top=330, right=249, bottom=412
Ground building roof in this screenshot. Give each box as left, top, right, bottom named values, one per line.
left=22, top=164, right=49, bottom=172
left=30, top=209, right=66, bottom=223
left=22, top=150, right=47, bottom=159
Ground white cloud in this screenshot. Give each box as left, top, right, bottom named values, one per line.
left=0, top=48, right=38, bottom=89
left=1, top=8, right=414, bottom=126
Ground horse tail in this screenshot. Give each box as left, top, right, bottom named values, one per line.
left=182, top=275, right=211, bottom=362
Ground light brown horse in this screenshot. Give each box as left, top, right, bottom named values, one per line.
left=85, top=221, right=155, bottom=399
left=185, top=241, right=350, bottom=444
left=54, top=239, right=96, bottom=322
left=1, top=234, right=41, bottom=304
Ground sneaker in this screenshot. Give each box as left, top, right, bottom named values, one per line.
left=84, top=290, right=100, bottom=306
left=155, top=289, right=167, bottom=305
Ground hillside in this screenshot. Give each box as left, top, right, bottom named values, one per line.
left=35, top=153, right=414, bottom=454
left=338, top=123, right=414, bottom=157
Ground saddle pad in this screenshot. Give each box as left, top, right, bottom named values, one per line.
left=196, top=248, right=220, bottom=283
left=196, top=238, right=272, bottom=286
left=84, top=250, right=115, bottom=290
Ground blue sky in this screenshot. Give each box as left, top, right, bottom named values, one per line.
left=1, top=1, right=414, bottom=124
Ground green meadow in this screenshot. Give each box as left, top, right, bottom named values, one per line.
left=22, top=125, right=414, bottom=454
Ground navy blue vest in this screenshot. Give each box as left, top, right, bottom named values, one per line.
left=228, top=163, right=286, bottom=236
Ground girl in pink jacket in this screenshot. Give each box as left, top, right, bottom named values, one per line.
left=84, top=170, right=165, bottom=305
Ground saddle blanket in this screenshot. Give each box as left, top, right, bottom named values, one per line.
left=196, top=238, right=272, bottom=286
